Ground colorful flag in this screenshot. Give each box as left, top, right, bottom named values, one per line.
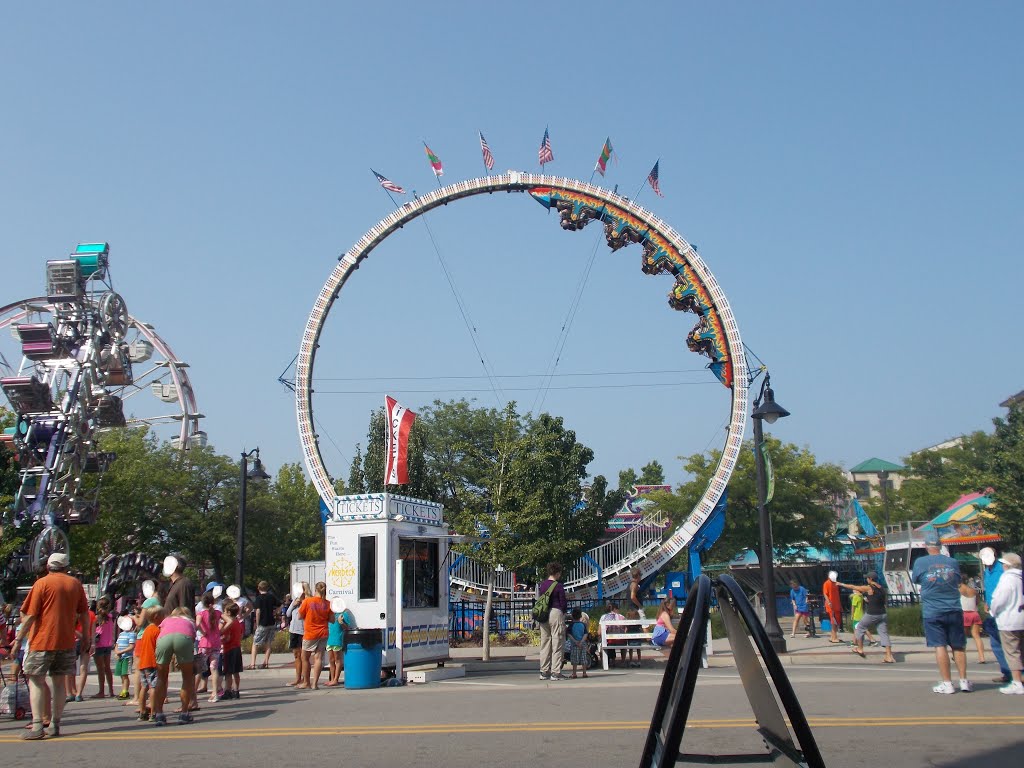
left=385, top=396, right=417, bottom=485
left=424, top=143, right=444, bottom=177
left=538, top=126, right=554, bottom=166
left=372, top=170, right=406, bottom=194
left=647, top=160, right=664, bottom=197
left=595, top=137, right=613, bottom=176
left=479, top=131, right=494, bottom=171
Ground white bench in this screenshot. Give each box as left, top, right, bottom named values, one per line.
left=597, top=616, right=712, bottom=670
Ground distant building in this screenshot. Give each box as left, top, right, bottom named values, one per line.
left=999, top=390, right=1024, bottom=409
left=848, top=457, right=905, bottom=500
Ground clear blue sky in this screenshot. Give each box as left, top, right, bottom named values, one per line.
left=2, top=3, right=1022, bottom=490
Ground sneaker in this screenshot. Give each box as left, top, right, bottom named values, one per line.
left=538, top=673, right=550, bottom=680
left=993, top=675, right=1012, bottom=683
left=999, top=681, right=1024, bottom=695
left=21, top=725, right=46, bottom=741
left=932, top=681, right=956, bottom=695
left=117, top=691, right=131, bottom=700
left=959, top=679, right=974, bottom=693
left=177, top=712, right=194, bottom=725
left=152, top=713, right=168, bottom=727
left=137, top=711, right=149, bottom=721
left=550, top=673, right=569, bottom=681
left=44, top=723, right=60, bottom=739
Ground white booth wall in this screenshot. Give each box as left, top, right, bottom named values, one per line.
left=324, top=493, right=450, bottom=668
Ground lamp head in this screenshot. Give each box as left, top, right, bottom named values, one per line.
left=752, top=385, right=790, bottom=424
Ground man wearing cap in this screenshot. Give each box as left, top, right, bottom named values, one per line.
left=837, top=572, right=896, bottom=663
left=979, top=547, right=1012, bottom=684
left=988, top=552, right=1024, bottom=695
left=14, top=553, right=91, bottom=739
left=912, top=530, right=973, bottom=694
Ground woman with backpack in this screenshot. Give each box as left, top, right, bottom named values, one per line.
left=535, top=563, right=568, bottom=681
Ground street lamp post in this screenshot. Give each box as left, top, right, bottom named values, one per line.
left=236, top=447, right=271, bottom=589
left=751, top=373, right=791, bottom=654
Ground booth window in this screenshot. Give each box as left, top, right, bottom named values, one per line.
left=399, top=539, right=439, bottom=608
left=358, top=535, right=376, bottom=601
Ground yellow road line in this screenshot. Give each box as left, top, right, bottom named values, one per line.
left=2, top=716, right=1024, bottom=743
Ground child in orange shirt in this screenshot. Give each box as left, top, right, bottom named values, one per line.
left=135, top=607, right=165, bottom=721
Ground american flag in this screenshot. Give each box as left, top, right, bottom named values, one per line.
left=647, top=160, right=664, bottom=197
left=479, top=131, right=494, bottom=171
left=538, top=126, right=554, bottom=167
left=372, top=170, right=406, bottom=194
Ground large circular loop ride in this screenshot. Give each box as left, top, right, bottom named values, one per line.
left=0, top=244, right=204, bottom=577
left=296, top=173, right=749, bottom=599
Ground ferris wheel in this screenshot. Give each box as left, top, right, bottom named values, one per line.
left=0, top=243, right=204, bottom=576
left=296, top=173, right=749, bottom=600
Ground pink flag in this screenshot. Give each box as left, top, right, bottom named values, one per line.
left=385, top=396, right=417, bottom=485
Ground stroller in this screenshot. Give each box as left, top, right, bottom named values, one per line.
left=0, top=644, right=29, bottom=721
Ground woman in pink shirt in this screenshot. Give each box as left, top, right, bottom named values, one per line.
left=152, top=609, right=197, bottom=726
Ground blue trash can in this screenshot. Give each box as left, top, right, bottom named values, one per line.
left=343, top=628, right=383, bottom=690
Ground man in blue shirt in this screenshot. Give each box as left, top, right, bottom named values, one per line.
left=789, top=580, right=810, bottom=638
left=912, top=530, right=973, bottom=694
left=979, top=547, right=1011, bottom=683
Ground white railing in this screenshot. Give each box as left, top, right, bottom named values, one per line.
left=448, top=555, right=516, bottom=594
left=448, top=510, right=668, bottom=595
left=564, top=510, right=668, bottom=588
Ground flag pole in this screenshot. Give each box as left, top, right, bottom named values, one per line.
left=371, top=168, right=401, bottom=208
left=633, top=158, right=656, bottom=201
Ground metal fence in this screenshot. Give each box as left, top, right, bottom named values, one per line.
left=449, top=597, right=654, bottom=639
left=448, top=592, right=921, bottom=640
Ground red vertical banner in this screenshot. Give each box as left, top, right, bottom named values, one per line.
left=385, top=395, right=417, bottom=485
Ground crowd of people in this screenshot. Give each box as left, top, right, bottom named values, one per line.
left=1, top=551, right=360, bottom=741
left=786, top=535, right=1024, bottom=695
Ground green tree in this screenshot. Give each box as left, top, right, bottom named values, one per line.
left=983, top=404, right=1024, bottom=549
left=659, top=437, right=851, bottom=565
left=870, top=431, right=995, bottom=525
left=245, top=462, right=324, bottom=592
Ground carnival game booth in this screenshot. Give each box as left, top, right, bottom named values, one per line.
left=324, top=493, right=451, bottom=673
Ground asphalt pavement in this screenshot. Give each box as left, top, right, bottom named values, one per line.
left=1, top=633, right=1020, bottom=767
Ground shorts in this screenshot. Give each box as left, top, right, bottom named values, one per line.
left=254, top=625, right=277, bottom=647
left=793, top=610, right=809, bottom=618
left=289, top=632, right=303, bottom=650
left=23, top=649, right=77, bottom=677
left=94, top=646, right=112, bottom=657
left=140, top=667, right=158, bottom=687
left=222, top=647, right=243, bottom=676
left=114, top=655, right=134, bottom=677
left=195, top=650, right=221, bottom=677
left=651, top=625, right=670, bottom=647
left=302, top=637, right=327, bottom=653
left=924, top=610, right=966, bottom=649
left=155, top=632, right=195, bottom=665
left=962, top=610, right=982, bottom=627
left=326, top=644, right=342, bottom=652
left=1000, top=629, right=1024, bottom=671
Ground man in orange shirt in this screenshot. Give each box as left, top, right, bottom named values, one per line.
left=823, top=571, right=843, bottom=644
left=297, top=581, right=334, bottom=690
left=14, top=553, right=91, bottom=740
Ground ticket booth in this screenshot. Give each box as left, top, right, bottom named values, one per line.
left=323, top=493, right=450, bottom=672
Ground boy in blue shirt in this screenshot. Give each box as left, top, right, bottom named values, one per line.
left=789, top=580, right=810, bottom=638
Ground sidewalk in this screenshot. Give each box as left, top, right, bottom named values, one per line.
left=247, top=632, right=939, bottom=680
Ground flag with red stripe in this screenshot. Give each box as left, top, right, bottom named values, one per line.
left=424, top=143, right=444, bottom=177
left=385, top=396, right=417, bottom=485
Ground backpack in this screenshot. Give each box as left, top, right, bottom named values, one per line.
left=532, top=581, right=559, bottom=623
